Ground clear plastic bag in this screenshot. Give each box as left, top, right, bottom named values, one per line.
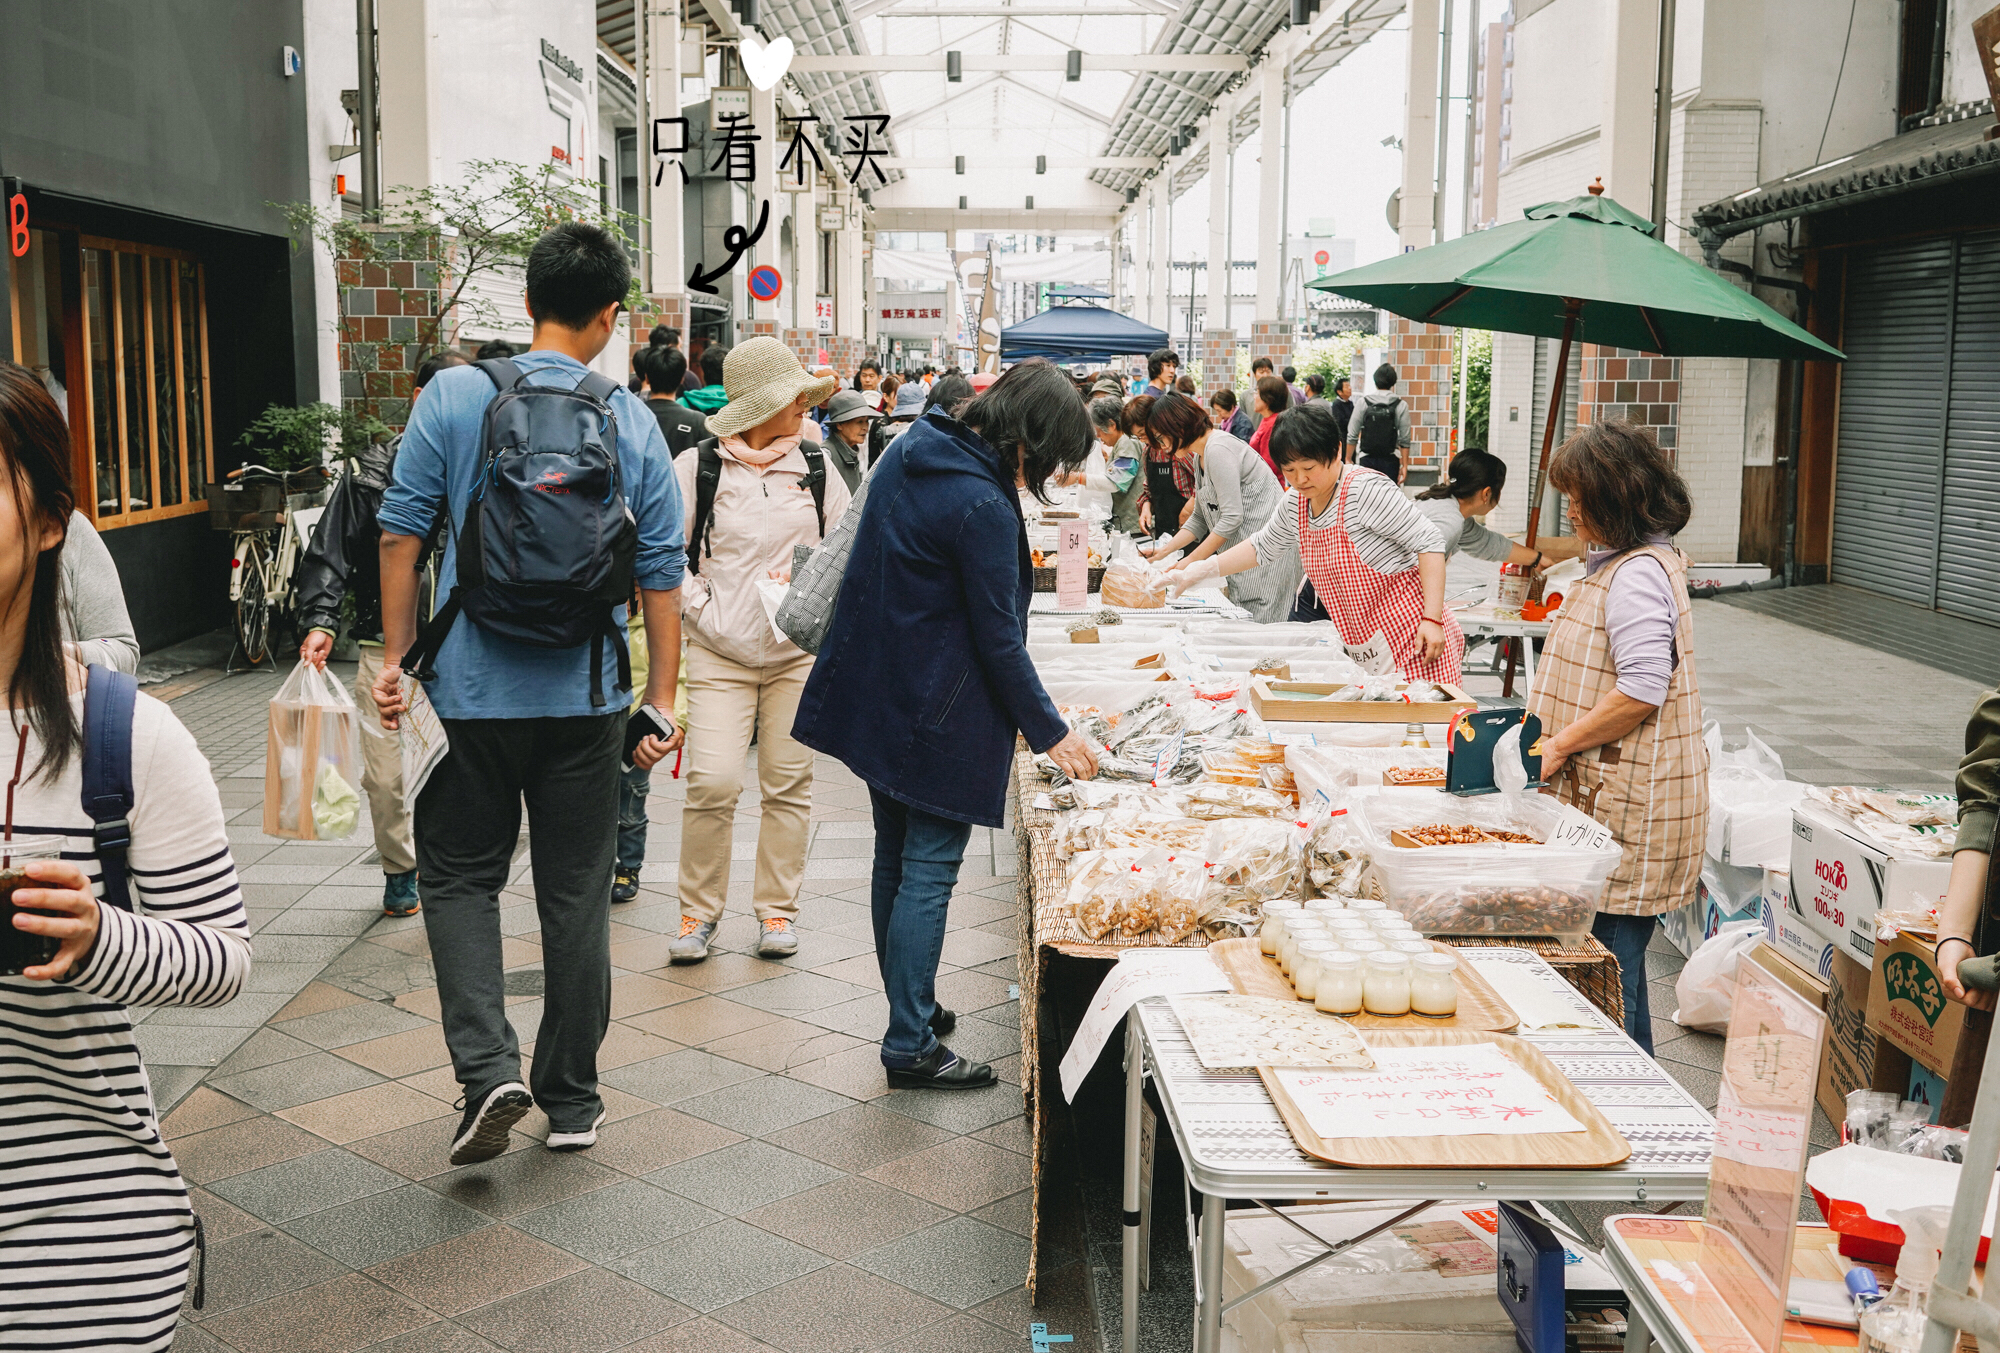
left=1198, top=818, right=1306, bottom=909
left=1065, top=847, right=1206, bottom=942
left=1183, top=782, right=1298, bottom=821
left=1670, top=919, right=1767, bottom=1034
left=264, top=659, right=365, bottom=841
left=1101, top=537, right=1171, bottom=609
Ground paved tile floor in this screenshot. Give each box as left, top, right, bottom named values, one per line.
left=155, top=662, right=1082, bottom=1353
left=145, top=592, right=1982, bottom=1351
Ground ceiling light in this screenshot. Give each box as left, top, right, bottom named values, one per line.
left=947, top=50, right=962, bottom=81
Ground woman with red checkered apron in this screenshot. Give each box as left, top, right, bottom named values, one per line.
left=1169, top=403, right=1463, bottom=683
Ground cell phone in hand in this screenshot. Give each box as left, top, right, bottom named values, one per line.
left=623, top=704, right=677, bottom=769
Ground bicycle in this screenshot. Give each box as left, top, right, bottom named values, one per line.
left=211, top=463, right=330, bottom=667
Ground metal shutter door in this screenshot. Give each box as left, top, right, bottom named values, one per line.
left=1830, top=240, right=1955, bottom=604
left=1937, top=230, right=2000, bottom=625
left=1528, top=336, right=1580, bottom=538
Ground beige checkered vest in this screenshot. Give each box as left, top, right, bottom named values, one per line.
left=1527, top=545, right=1709, bottom=918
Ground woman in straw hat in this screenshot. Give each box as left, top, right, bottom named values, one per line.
left=667, top=337, right=849, bottom=965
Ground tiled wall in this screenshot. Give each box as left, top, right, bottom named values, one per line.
left=1381, top=317, right=1456, bottom=471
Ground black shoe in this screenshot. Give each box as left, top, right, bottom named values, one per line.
left=928, top=1007, right=957, bottom=1037
left=449, top=1082, right=533, bottom=1165
left=886, top=1043, right=996, bottom=1090
left=611, top=867, right=640, bottom=904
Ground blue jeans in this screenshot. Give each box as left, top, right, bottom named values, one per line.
left=617, top=761, right=651, bottom=873
left=1592, top=911, right=1658, bottom=1055
left=868, top=788, right=973, bottom=1066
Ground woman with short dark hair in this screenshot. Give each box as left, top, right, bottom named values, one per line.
left=1526, top=420, right=1707, bottom=1052
left=1138, top=392, right=1299, bottom=621
left=1170, top=401, right=1463, bottom=677
left=1412, top=449, right=1585, bottom=573
left=793, top=358, right=1099, bottom=1089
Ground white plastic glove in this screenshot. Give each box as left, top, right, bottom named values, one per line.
left=1167, top=557, right=1223, bottom=598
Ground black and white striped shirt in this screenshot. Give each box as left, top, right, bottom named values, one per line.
left=1, top=692, right=247, bottom=1352
left=1248, top=467, right=1448, bottom=575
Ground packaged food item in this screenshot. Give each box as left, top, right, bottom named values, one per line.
left=1385, top=765, right=1448, bottom=787
left=1260, top=764, right=1298, bottom=804
left=1101, top=538, right=1171, bottom=609
left=1400, top=884, right=1597, bottom=938
left=1064, top=847, right=1208, bottom=943
left=1392, top=824, right=1542, bottom=846
left=1098, top=809, right=1209, bottom=853
left=1200, top=750, right=1264, bottom=787
left=1198, top=818, right=1306, bottom=909
left=1183, top=782, right=1296, bottom=821
left=1232, top=738, right=1288, bottom=765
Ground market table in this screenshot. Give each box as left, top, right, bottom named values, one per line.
left=1120, top=948, right=1717, bottom=1353
left=1455, top=602, right=1552, bottom=698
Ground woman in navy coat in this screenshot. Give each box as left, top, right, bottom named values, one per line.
left=794, top=359, right=1099, bottom=1087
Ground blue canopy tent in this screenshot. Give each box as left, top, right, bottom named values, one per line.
left=998, top=303, right=1169, bottom=363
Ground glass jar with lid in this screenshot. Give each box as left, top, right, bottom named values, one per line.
left=1314, top=952, right=1365, bottom=1015
left=1281, top=922, right=1329, bottom=976
left=1410, top=951, right=1460, bottom=1017
left=1294, top=940, right=1340, bottom=1001
left=1259, top=901, right=1303, bottom=956
left=1363, top=952, right=1412, bottom=1016
left=1389, top=940, right=1434, bottom=960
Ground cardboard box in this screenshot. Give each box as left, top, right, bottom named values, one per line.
left=1769, top=879, right=1837, bottom=982
left=1788, top=802, right=1952, bottom=969
left=1816, top=948, right=1877, bottom=1125
left=1866, top=931, right=1967, bottom=1077
left=1746, top=941, right=1830, bottom=1010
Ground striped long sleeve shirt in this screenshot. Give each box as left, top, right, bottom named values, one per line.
left=1, top=691, right=248, bottom=1352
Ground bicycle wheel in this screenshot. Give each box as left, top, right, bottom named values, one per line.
left=235, top=538, right=271, bottom=665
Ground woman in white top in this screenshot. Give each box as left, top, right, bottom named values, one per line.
left=1135, top=392, right=1298, bottom=622
left=1411, top=449, right=1586, bottom=573
left=1171, top=401, right=1465, bottom=681
left=0, top=362, right=249, bottom=1350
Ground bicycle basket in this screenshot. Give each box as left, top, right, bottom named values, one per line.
left=207, top=481, right=285, bottom=532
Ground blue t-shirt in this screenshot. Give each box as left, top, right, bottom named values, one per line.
left=379, top=351, right=687, bottom=720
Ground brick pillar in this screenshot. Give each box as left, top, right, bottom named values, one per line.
left=337, top=225, right=447, bottom=434
left=782, top=328, right=819, bottom=370
left=627, top=294, right=687, bottom=372
left=1248, top=320, right=1294, bottom=373
left=829, top=334, right=865, bottom=382
left=1197, top=328, right=1237, bottom=393
left=741, top=318, right=780, bottom=343
left=1575, top=344, right=1680, bottom=453
left=1381, top=316, right=1455, bottom=472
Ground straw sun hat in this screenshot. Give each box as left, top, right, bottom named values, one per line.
left=705, top=336, right=839, bottom=437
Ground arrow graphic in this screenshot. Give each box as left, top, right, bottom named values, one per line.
left=687, top=200, right=771, bottom=295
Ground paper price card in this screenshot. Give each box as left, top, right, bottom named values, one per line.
left=1547, top=814, right=1616, bottom=852
left=1056, top=519, right=1088, bottom=610
left=1272, top=1044, right=1587, bottom=1141
left=1701, top=960, right=1827, bottom=1353
left=1058, top=948, right=1228, bottom=1102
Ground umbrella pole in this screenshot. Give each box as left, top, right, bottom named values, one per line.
left=1525, top=299, right=1581, bottom=550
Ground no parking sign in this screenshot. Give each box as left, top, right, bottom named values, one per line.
left=747, top=266, right=783, bottom=301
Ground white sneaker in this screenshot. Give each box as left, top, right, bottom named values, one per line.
left=546, top=1109, right=608, bottom=1153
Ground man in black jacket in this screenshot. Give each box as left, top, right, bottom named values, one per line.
left=638, top=346, right=708, bottom=455
left=294, top=349, right=468, bottom=916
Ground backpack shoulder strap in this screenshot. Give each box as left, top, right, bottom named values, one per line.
left=690, top=438, right=723, bottom=574
left=798, top=442, right=827, bottom=537
left=81, top=664, right=138, bottom=914
left=475, top=358, right=524, bottom=392
left=575, top=371, right=621, bottom=405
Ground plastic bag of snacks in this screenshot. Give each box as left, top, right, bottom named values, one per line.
left=1065, top=848, right=1206, bottom=942
left=1198, top=818, right=1306, bottom=910
left=1100, top=537, right=1171, bottom=609
left=1183, top=782, right=1297, bottom=821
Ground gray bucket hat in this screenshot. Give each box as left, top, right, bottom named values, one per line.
left=824, top=389, right=882, bottom=425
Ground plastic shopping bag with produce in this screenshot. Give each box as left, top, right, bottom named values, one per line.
left=263, top=659, right=365, bottom=841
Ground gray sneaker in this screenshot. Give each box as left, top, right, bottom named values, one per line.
left=670, top=917, right=717, bottom=964
left=757, top=918, right=798, bottom=958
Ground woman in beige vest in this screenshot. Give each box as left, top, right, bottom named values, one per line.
left=1526, top=421, right=1709, bottom=1054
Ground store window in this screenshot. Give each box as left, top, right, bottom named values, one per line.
left=11, top=230, right=211, bottom=528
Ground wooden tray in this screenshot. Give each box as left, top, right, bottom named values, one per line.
left=1260, top=1028, right=1632, bottom=1169
left=1207, top=937, right=1519, bottom=1033
left=1249, top=676, right=1477, bottom=724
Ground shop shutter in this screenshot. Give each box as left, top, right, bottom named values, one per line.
left=1830, top=239, right=1955, bottom=604
left=1936, top=230, right=2000, bottom=625
left=1527, top=335, right=1579, bottom=539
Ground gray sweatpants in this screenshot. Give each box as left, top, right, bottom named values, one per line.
left=414, top=712, right=622, bottom=1133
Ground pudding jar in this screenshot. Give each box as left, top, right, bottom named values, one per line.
left=1369, top=909, right=1408, bottom=930
left=1314, top=952, right=1365, bottom=1015
left=1346, top=899, right=1388, bottom=918
left=1281, top=923, right=1329, bottom=977
left=1260, top=902, right=1303, bottom=956
left=1342, top=938, right=1387, bottom=961
left=1410, top=952, right=1460, bottom=1017
left=1389, top=940, right=1434, bottom=960
left=1293, top=941, right=1339, bottom=1001
left=1362, top=952, right=1412, bottom=1016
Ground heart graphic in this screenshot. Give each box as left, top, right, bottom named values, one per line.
left=740, top=34, right=795, bottom=91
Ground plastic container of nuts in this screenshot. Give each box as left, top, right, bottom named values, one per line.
left=1352, top=788, right=1621, bottom=942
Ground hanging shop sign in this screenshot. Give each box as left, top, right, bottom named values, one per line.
left=4, top=180, right=26, bottom=259
left=710, top=87, right=752, bottom=132
left=876, top=293, right=949, bottom=335
left=815, top=297, right=835, bottom=335
left=818, top=205, right=844, bottom=232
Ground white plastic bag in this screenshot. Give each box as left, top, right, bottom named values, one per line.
left=264, top=659, right=365, bottom=841
left=1671, top=919, right=1767, bottom=1034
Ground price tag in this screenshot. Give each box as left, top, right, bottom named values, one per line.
left=1056, top=519, right=1088, bottom=610
left=1150, top=731, right=1184, bottom=783
left=1548, top=814, right=1615, bottom=852
left=1343, top=631, right=1396, bottom=675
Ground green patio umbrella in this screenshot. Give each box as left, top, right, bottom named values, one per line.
left=1309, top=183, right=1844, bottom=542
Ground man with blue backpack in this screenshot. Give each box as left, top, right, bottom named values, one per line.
left=371, top=222, right=688, bottom=1165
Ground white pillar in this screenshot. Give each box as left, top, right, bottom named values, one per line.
left=377, top=0, right=437, bottom=192
left=791, top=189, right=817, bottom=336
left=1399, top=0, right=1441, bottom=251
left=1255, top=54, right=1285, bottom=319
left=751, top=81, right=779, bottom=328
left=1205, top=102, right=1231, bottom=325
left=837, top=195, right=864, bottom=339
left=1600, top=0, right=1659, bottom=205
left=1149, top=180, right=1172, bottom=339
left=648, top=0, right=685, bottom=299
left=1131, top=200, right=1150, bottom=325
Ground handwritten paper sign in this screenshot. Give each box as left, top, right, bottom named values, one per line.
left=1059, top=948, right=1228, bottom=1101
left=1700, top=960, right=1825, bottom=1353
left=1056, top=518, right=1088, bottom=610
left=1272, top=1044, right=1587, bottom=1141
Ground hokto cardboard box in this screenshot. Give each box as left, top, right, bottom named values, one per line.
left=1789, top=802, right=1951, bottom=968
left=1866, top=931, right=1967, bottom=1076
left=1815, top=949, right=1877, bottom=1125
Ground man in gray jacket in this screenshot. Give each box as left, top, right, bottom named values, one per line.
left=1348, top=362, right=1412, bottom=483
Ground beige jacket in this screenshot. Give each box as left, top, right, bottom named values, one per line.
left=677, top=437, right=851, bottom=669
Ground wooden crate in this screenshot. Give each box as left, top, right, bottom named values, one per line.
left=1248, top=676, right=1477, bottom=724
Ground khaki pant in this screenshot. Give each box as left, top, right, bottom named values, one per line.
left=355, top=643, right=416, bottom=874
left=678, top=644, right=814, bottom=923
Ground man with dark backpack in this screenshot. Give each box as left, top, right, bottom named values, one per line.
left=1349, top=361, right=1412, bottom=483
left=372, top=222, right=687, bottom=1166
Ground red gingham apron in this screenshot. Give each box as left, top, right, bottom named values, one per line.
left=1298, top=468, right=1465, bottom=685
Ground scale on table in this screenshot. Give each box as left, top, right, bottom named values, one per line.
left=1445, top=707, right=1545, bottom=796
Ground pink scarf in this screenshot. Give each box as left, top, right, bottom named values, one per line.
left=721, top=432, right=799, bottom=468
